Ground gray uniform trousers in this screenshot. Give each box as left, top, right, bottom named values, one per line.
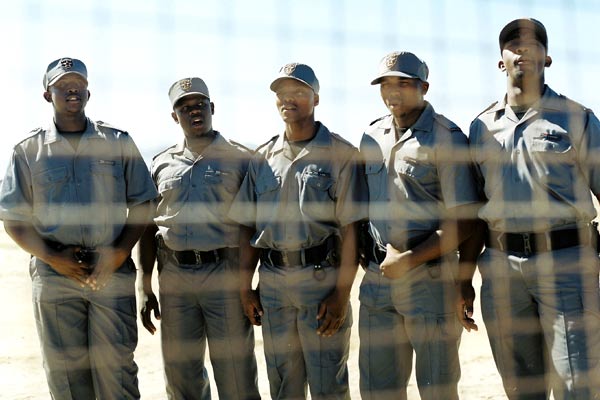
left=258, top=261, right=351, bottom=400
left=359, top=257, right=462, bottom=400
left=479, top=245, right=600, bottom=400
left=31, top=257, right=139, bottom=400
left=158, top=249, right=260, bottom=400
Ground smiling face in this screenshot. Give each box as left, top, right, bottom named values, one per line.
left=44, top=74, right=90, bottom=115
left=379, top=76, right=428, bottom=126
left=499, top=29, right=551, bottom=81
left=273, top=79, right=318, bottom=124
left=171, top=94, right=214, bottom=139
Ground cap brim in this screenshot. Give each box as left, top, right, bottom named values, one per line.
left=46, top=71, right=88, bottom=89
left=270, top=76, right=314, bottom=92
left=172, top=91, right=210, bottom=107
left=370, top=71, right=423, bottom=85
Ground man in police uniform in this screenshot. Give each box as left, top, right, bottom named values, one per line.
left=359, top=51, right=479, bottom=400
left=137, top=77, right=260, bottom=399
left=466, top=18, right=600, bottom=399
left=0, top=58, right=157, bottom=399
left=229, top=63, right=367, bottom=399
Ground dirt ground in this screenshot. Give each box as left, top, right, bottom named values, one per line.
left=0, top=225, right=508, bottom=399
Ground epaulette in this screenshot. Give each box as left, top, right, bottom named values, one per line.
left=369, top=115, right=390, bottom=126
left=434, top=113, right=462, bottom=132
left=551, top=93, right=595, bottom=116
left=96, top=120, right=128, bottom=135
left=329, top=131, right=354, bottom=147
left=152, top=143, right=179, bottom=161
left=255, top=135, right=279, bottom=153
left=229, top=139, right=254, bottom=153
left=474, top=101, right=499, bottom=119
left=15, top=127, right=43, bottom=146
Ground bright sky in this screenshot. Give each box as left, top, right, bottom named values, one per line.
left=1, top=0, right=599, bottom=171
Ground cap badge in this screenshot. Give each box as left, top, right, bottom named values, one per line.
left=384, top=53, right=399, bottom=69
left=60, top=58, right=73, bottom=70
left=283, top=63, right=298, bottom=75
left=179, top=78, right=192, bottom=91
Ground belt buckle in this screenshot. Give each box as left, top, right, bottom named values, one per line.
left=495, top=232, right=505, bottom=252
left=194, top=250, right=202, bottom=265
left=522, top=233, right=532, bottom=255
left=281, top=251, right=289, bottom=266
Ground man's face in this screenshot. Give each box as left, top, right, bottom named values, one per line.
left=171, top=94, right=214, bottom=138
left=274, top=79, right=318, bottom=124
left=379, top=76, right=428, bottom=119
left=500, top=30, right=550, bottom=79
left=45, top=74, right=89, bottom=114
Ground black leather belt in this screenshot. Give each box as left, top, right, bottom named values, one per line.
left=366, top=233, right=434, bottom=265
left=157, top=237, right=225, bottom=265
left=486, top=227, right=586, bottom=255
left=260, top=237, right=338, bottom=268
left=45, top=240, right=99, bottom=264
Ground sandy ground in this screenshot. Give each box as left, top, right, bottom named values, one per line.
left=0, top=225, right=508, bottom=400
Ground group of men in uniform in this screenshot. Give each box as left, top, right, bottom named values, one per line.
left=0, top=17, right=599, bottom=400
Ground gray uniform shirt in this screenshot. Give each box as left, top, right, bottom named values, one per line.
left=151, top=131, right=250, bottom=251
left=229, top=122, right=368, bottom=251
left=361, top=102, right=479, bottom=250
left=469, top=85, right=600, bottom=232
left=0, top=118, right=158, bottom=247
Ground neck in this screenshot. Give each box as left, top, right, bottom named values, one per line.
left=285, top=118, right=317, bottom=142
left=54, top=112, right=87, bottom=133
left=185, top=131, right=215, bottom=153
left=393, top=104, right=425, bottom=131
left=506, top=75, right=545, bottom=107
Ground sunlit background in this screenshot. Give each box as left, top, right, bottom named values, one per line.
left=1, top=0, right=599, bottom=172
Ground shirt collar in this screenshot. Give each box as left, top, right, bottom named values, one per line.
left=44, top=117, right=95, bottom=145
left=487, top=85, right=560, bottom=116
left=167, top=130, right=224, bottom=155
left=378, top=102, right=435, bottom=134
left=271, top=121, right=332, bottom=155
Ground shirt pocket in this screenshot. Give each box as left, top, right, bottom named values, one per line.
left=396, top=156, right=438, bottom=190
left=158, top=176, right=183, bottom=216
left=90, top=161, right=126, bottom=201
left=365, top=162, right=385, bottom=201
left=32, top=166, right=69, bottom=205
left=255, top=175, right=281, bottom=201
left=529, top=133, right=575, bottom=163
left=300, top=169, right=336, bottom=221
left=203, top=169, right=238, bottom=194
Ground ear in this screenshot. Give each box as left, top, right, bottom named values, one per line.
left=43, top=91, right=52, bottom=103
left=544, top=56, right=552, bottom=67
left=498, top=60, right=507, bottom=72
left=210, top=102, right=215, bottom=115
left=171, top=111, right=179, bottom=124
left=87, top=90, right=91, bottom=101
left=313, top=93, right=320, bottom=107
left=421, top=81, right=430, bottom=95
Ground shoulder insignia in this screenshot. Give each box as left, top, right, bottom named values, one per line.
left=15, top=127, right=44, bottom=146
left=434, top=113, right=462, bottom=132
left=152, top=143, right=179, bottom=160
left=229, top=139, right=254, bottom=153
left=369, top=115, right=390, bottom=126
left=329, top=131, right=355, bottom=148
left=95, top=120, right=128, bottom=135
left=474, top=101, right=499, bottom=119
left=255, top=135, right=279, bottom=153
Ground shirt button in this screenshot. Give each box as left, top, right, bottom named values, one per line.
left=515, top=149, right=520, bottom=154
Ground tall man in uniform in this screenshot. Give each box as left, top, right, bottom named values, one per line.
left=229, top=63, right=367, bottom=399
left=0, top=58, right=157, bottom=399
left=138, top=77, right=260, bottom=399
left=466, top=18, right=600, bottom=399
left=359, top=51, right=479, bottom=400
